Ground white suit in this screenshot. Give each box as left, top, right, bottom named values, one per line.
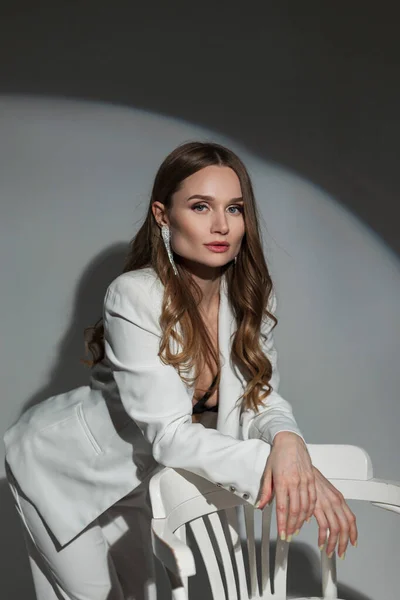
left=4, top=267, right=304, bottom=598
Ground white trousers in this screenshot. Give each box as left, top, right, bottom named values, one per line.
left=6, top=463, right=158, bottom=600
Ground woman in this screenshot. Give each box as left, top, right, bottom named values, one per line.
left=4, top=141, right=357, bottom=600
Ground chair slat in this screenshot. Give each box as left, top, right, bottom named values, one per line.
left=175, top=525, right=189, bottom=596
left=189, top=517, right=226, bottom=600
left=208, top=512, right=239, bottom=600
left=321, top=546, right=338, bottom=599
left=273, top=538, right=289, bottom=597
left=260, top=506, right=274, bottom=598
left=225, top=507, right=249, bottom=600
left=244, top=505, right=258, bottom=598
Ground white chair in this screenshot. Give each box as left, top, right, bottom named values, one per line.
left=150, top=444, right=400, bottom=600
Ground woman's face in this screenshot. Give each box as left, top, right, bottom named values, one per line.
left=156, top=165, right=245, bottom=272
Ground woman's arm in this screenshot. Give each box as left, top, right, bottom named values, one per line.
left=103, top=273, right=271, bottom=506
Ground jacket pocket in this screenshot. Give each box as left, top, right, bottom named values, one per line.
left=76, top=403, right=103, bottom=455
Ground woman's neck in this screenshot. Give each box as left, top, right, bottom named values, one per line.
left=180, top=259, right=222, bottom=313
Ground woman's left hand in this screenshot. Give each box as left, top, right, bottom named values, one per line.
left=257, top=431, right=316, bottom=541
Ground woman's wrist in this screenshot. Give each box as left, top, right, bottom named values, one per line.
left=273, top=431, right=305, bottom=445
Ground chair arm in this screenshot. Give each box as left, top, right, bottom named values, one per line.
left=328, top=477, right=400, bottom=512
left=308, top=444, right=373, bottom=479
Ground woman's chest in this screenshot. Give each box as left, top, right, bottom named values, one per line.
left=191, top=311, right=219, bottom=413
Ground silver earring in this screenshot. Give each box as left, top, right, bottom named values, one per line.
left=161, top=225, right=178, bottom=276
left=234, top=256, right=237, bottom=264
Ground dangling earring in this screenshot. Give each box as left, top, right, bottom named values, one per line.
left=161, top=225, right=178, bottom=276
left=234, top=256, right=237, bottom=265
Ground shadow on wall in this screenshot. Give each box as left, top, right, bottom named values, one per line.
left=0, top=2, right=399, bottom=257
left=22, top=243, right=128, bottom=414
left=0, top=479, right=36, bottom=600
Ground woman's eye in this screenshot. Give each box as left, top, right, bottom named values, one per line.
left=192, top=203, right=208, bottom=212
left=228, top=205, right=243, bottom=214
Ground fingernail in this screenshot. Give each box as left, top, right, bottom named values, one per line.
left=280, top=531, right=286, bottom=541
left=306, top=517, right=311, bottom=523
left=286, top=534, right=293, bottom=543
left=339, top=552, right=346, bottom=560
left=319, top=544, right=325, bottom=551
left=353, top=540, right=358, bottom=548
left=294, top=529, right=300, bottom=536
left=327, top=551, right=334, bottom=559
left=255, top=501, right=261, bottom=509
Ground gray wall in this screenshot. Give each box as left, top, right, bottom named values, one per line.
left=1, top=4, right=399, bottom=599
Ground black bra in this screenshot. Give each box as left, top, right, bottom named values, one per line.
left=192, top=373, right=218, bottom=414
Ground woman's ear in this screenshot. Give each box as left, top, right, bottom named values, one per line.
left=151, top=201, right=169, bottom=229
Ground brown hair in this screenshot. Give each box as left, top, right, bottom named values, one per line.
left=82, top=141, right=278, bottom=412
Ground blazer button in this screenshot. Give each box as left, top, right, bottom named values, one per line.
left=242, top=492, right=250, bottom=500
left=229, top=485, right=236, bottom=492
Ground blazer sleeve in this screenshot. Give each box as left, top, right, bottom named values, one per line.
left=240, top=290, right=307, bottom=445
left=103, top=274, right=271, bottom=506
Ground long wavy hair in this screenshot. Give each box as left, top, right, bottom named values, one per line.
left=82, top=141, right=278, bottom=412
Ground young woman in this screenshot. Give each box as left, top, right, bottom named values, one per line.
left=4, top=141, right=357, bottom=600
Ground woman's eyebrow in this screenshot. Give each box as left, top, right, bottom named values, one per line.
left=186, top=194, right=243, bottom=202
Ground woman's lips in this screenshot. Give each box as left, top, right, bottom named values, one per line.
left=204, top=244, right=230, bottom=253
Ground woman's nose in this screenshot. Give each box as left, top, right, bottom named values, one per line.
left=211, top=212, right=229, bottom=234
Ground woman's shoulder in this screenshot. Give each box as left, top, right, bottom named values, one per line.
left=108, top=267, right=162, bottom=294
left=105, top=267, right=164, bottom=312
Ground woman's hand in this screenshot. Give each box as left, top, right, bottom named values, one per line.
left=311, top=465, right=358, bottom=558
left=257, top=431, right=316, bottom=541
left=257, top=432, right=358, bottom=558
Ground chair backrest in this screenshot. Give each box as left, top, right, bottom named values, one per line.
left=150, top=444, right=400, bottom=600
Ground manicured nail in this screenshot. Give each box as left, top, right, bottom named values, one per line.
left=280, top=531, right=286, bottom=541
left=352, top=540, right=358, bottom=548
left=286, top=534, right=293, bottom=543
left=294, top=529, right=300, bottom=536
left=255, top=501, right=261, bottom=509
left=339, top=552, right=346, bottom=560
left=327, top=551, right=334, bottom=559
left=319, top=544, right=325, bottom=551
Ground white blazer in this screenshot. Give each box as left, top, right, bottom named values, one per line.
left=4, top=267, right=304, bottom=547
